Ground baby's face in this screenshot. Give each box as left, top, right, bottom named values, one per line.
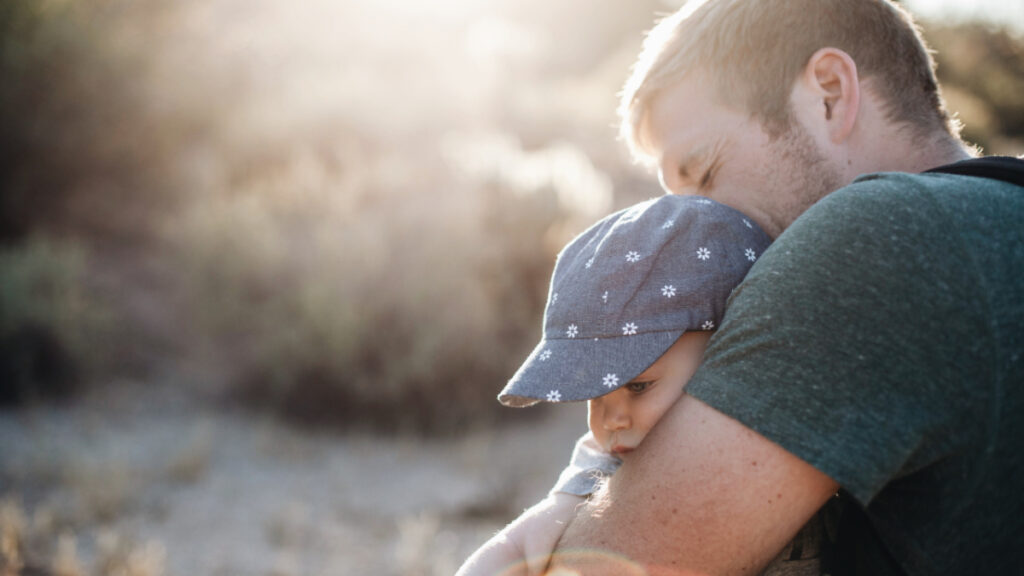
left=588, top=331, right=711, bottom=457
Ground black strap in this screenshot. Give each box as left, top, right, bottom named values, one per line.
left=826, top=492, right=906, bottom=576
left=923, top=156, right=1024, bottom=187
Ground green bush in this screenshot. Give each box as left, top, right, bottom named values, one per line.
left=0, top=237, right=109, bottom=404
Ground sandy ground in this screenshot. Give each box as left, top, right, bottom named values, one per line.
left=0, top=382, right=589, bottom=576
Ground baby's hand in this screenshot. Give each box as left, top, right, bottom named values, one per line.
left=455, top=492, right=584, bottom=576
left=519, top=493, right=586, bottom=575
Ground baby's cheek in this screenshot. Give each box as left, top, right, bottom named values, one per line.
left=586, top=401, right=603, bottom=439
left=590, top=427, right=610, bottom=448
left=587, top=418, right=606, bottom=446
left=633, top=426, right=652, bottom=444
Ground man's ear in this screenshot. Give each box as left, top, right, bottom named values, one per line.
left=801, top=48, right=860, bottom=144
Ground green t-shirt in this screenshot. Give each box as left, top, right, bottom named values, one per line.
left=686, top=168, right=1024, bottom=575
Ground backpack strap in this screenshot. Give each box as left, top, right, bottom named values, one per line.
left=923, top=156, right=1024, bottom=187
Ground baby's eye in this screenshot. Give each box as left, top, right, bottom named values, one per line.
left=626, top=381, right=653, bottom=394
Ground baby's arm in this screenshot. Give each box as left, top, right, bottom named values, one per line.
left=455, top=491, right=583, bottom=576
left=456, top=433, right=620, bottom=576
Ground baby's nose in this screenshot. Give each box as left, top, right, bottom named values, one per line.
left=603, top=404, right=631, bottom=431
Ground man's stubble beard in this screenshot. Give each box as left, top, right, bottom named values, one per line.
left=767, top=121, right=846, bottom=234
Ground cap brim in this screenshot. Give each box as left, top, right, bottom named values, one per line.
left=498, top=330, right=683, bottom=407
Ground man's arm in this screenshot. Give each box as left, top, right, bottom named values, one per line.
left=548, top=395, right=838, bottom=576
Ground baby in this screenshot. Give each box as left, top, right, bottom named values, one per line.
left=458, top=194, right=831, bottom=575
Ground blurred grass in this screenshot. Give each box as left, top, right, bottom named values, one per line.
left=1, top=496, right=167, bottom=576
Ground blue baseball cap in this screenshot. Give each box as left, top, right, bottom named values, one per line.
left=498, top=195, right=771, bottom=407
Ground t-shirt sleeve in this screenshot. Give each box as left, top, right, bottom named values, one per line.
left=550, top=431, right=622, bottom=496
left=685, top=176, right=990, bottom=505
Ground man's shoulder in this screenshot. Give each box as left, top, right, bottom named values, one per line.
left=740, top=165, right=1022, bottom=316
left=777, top=166, right=1023, bottom=253
left=821, top=164, right=1023, bottom=212
left=799, top=170, right=953, bottom=225
left=763, top=172, right=933, bottom=265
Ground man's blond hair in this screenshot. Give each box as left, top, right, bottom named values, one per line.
left=620, top=0, right=958, bottom=165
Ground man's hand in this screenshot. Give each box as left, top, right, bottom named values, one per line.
left=548, top=395, right=838, bottom=576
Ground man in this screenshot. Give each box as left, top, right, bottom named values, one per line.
left=547, top=1, right=1024, bottom=574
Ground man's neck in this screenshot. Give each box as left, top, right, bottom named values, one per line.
left=847, top=130, right=973, bottom=183
left=898, top=134, right=974, bottom=172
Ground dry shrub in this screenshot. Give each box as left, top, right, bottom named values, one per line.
left=3, top=0, right=647, bottom=430
left=167, top=136, right=598, bottom=434
left=924, top=22, right=1024, bottom=155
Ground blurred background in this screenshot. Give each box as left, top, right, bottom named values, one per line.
left=0, top=0, right=1021, bottom=574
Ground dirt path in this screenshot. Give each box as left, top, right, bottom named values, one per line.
left=0, top=383, right=587, bottom=575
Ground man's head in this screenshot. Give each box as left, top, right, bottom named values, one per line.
left=620, top=0, right=969, bottom=237
left=623, top=0, right=955, bottom=158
